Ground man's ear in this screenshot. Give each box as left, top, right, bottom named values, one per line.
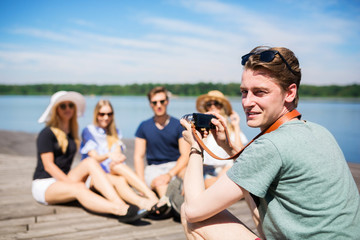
left=285, top=83, right=297, bottom=103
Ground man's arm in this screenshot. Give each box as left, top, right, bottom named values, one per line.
left=168, top=137, right=190, bottom=177
left=180, top=119, right=245, bottom=223
left=134, top=137, right=147, bottom=182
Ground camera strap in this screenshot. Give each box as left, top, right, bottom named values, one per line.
left=191, top=109, right=301, bottom=160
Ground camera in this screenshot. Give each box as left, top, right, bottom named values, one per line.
left=181, top=113, right=216, bottom=132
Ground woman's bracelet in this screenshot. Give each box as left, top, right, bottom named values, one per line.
left=189, top=147, right=203, bottom=158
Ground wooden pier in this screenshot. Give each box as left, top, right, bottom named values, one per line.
left=0, top=131, right=359, bottom=239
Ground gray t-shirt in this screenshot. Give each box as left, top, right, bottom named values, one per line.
left=227, top=120, right=360, bottom=239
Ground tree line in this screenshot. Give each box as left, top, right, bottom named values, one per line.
left=0, top=83, right=359, bottom=98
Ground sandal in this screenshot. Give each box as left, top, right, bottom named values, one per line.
left=118, top=205, right=148, bottom=223
left=149, top=196, right=172, bottom=217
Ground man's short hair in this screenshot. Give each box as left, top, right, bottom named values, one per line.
left=147, top=86, right=169, bottom=101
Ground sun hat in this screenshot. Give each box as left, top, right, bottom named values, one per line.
left=196, top=90, right=232, bottom=116
left=38, top=91, right=86, bottom=123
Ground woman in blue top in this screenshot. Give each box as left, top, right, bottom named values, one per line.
left=81, top=100, right=159, bottom=211
left=32, top=91, right=147, bottom=223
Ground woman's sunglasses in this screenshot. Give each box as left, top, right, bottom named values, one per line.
left=241, top=50, right=296, bottom=75
left=151, top=99, right=166, bottom=106
left=59, top=102, right=75, bottom=110
left=205, top=100, right=223, bottom=109
left=98, top=112, right=113, bottom=117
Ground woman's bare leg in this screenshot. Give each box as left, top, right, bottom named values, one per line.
left=68, top=158, right=125, bottom=204
left=45, top=181, right=128, bottom=216
left=181, top=206, right=259, bottom=240
left=107, top=174, right=157, bottom=210
left=111, top=163, right=158, bottom=202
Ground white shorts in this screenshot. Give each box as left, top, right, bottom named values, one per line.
left=32, top=178, right=57, bottom=205
left=32, top=177, right=92, bottom=205
left=144, top=161, right=177, bottom=187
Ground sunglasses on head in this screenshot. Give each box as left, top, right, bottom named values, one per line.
left=98, top=112, right=113, bottom=117
left=59, top=102, right=75, bottom=110
left=205, top=100, right=223, bottom=109
left=151, top=99, right=166, bottom=106
left=241, top=50, right=296, bottom=75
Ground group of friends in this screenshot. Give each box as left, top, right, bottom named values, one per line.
left=31, top=84, right=242, bottom=223
left=31, top=46, right=360, bottom=239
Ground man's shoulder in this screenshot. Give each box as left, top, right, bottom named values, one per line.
left=169, top=115, right=181, bottom=124
left=169, top=115, right=180, bottom=121
left=136, top=117, right=154, bottom=135
left=139, top=117, right=154, bottom=126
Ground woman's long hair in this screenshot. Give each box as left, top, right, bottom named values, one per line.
left=93, top=100, right=119, bottom=149
left=46, top=102, right=80, bottom=153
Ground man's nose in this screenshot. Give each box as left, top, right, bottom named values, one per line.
left=242, top=93, right=255, bottom=107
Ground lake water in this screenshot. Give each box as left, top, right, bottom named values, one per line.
left=1, top=95, right=359, bottom=163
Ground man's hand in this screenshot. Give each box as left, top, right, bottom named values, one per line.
left=207, top=112, right=231, bottom=148
left=180, top=118, right=202, bottom=150
left=151, top=173, right=172, bottom=188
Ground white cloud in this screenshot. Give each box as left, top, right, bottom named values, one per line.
left=70, top=19, right=96, bottom=28
left=11, top=28, right=78, bottom=44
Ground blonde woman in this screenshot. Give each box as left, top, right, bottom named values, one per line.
left=196, top=90, right=248, bottom=188
left=32, top=91, right=147, bottom=223
left=80, top=100, right=159, bottom=211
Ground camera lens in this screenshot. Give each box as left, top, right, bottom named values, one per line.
left=181, top=113, right=195, bottom=124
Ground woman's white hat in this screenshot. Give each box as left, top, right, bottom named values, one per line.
left=38, top=91, right=86, bottom=123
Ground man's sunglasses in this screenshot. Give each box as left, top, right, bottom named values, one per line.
left=205, top=100, right=222, bottom=109
left=151, top=99, right=166, bottom=106
left=241, top=50, right=296, bottom=75
left=59, top=102, right=75, bottom=110
left=98, top=112, right=113, bottom=117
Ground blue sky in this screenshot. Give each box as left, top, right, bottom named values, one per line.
left=0, top=0, right=359, bottom=86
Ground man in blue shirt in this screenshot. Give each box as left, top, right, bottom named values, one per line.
left=134, top=86, right=189, bottom=199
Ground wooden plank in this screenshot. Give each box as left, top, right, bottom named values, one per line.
left=0, top=225, right=27, bottom=235
left=0, top=202, right=56, bottom=221
left=36, top=211, right=90, bottom=223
